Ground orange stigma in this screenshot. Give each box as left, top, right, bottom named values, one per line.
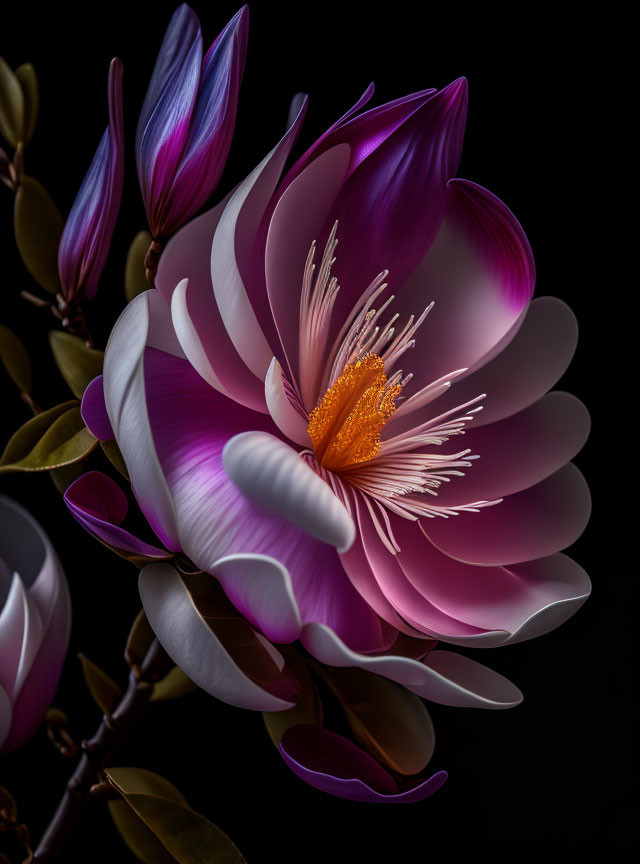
left=307, top=354, right=402, bottom=471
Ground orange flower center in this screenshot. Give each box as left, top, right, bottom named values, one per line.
left=307, top=354, right=402, bottom=472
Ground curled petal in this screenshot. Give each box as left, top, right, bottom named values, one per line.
left=64, top=472, right=169, bottom=560
left=80, top=375, right=113, bottom=440
left=139, top=563, right=297, bottom=710
left=301, top=623, right=522, bottom=709
left=222, top=431, right=355, bottom=552
left=264, top=358, right=310, bottom=446
left=279, top=725, right=447, bottom=803
left=58, top=59, right=124, bottom=301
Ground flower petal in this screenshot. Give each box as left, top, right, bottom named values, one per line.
left=423, top=463, right=591, bottom=566
left=279, top=725, right=447, bottom=803
left=139, top=563, right=297, bottom=710
left=58, top=59, right=124, bottom=301
left=136, top=4, right=202, bottom=234
left=301, top=623, right=522, bottom=709
left=264, top=358, right=310, bottom=446
left=64, top=472, right=169, bottom=560
left=222, top=431, right=355, bottom=552
left=0, top=682, right=11, bottom=751
left=80, top=375, right=113, bottom=440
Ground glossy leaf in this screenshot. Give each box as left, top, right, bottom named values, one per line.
left=78, top=653, right=122, bottom=717
left=313, top=664, right=436, bottom=776
left=106, top=767, right=246, bottom=864
left=15, top=64, right=38, bottom=144
left=101, top=438, right=129, bottom=479
left=263, top=646, right=322, bottom=746
left=0, top=323, right=31, bottom=393
left=0, top=55, right=24, bottom=147
left=0, top=400, right=97, bottom=473
left=152, top=666, right=197, bottom=702
left=125, top=230, right=152, bottom=301
left=14, top=175, right=64, bottom=294
left=49, top=330, right=104, bottom=398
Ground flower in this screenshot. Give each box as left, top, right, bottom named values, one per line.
left=136, top=4, right=249, bottom=238
left=57, top=58, right=124, bottom=304
left=0, top=495, right=71, bottom=753
left=70, top=81, right=590, bottom=797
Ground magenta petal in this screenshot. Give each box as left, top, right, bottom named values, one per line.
left=64, top=472, right=169, bottom=559
left=136, top=3, right=202, bottom=235
left=58, top=59, right=124, bottom=301
left=279, top=725, right=447, bottom=803
left=164, top=6, right=249, bottom=233
left=80, top=376, right=113, bottom=440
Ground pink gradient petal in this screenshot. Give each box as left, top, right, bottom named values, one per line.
left=64, top=472, right=169, bottom=559
left=279, top=725, right=448, bottom=803
left=422, top=463, right=591, bottom=566
left=80, top=375, right=113, bottom=440
left=435, top=391, right=590, bottom=505
left=391, top=178, right=535, bottom=394
left=264, top=358, right=310, bottom=446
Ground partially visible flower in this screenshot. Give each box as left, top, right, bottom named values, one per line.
left=136, top=4, right=248, bottom=239
left=57, top=58, right=124, bottom=304
left=0, top=495, right=71, bottom=753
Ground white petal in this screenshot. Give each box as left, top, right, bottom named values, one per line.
left=222, top=431, right=355, bottom=552
left=139, top=563, right=296, bottom=711
left=103, top=292, right=179, bottom=549
left=264, top=358, right=310, bottom=446
left=301, top=622, right=522, bottom=709
left=211, top=553, right=302, bottom=644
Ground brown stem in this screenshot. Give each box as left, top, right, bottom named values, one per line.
left=32, top=640, right=170, bottom=864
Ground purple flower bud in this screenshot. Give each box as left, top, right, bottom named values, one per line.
left=136, top=4, right=248, bottom=238
left=58, top=58, right=124, bottom=303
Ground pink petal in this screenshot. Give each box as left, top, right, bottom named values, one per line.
left=80, top=375, right=113, bottom=440
left=422, top=463, right=591, bottom=566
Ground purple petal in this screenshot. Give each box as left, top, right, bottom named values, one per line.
left=58, top=59, right=124, bottom=301
left=80, top=375, right=113, bottom=440
left=64, top=472, right=169, bottom=559
left=162, top=6, right=249, bottom=234
left=136, top=3, right=202, bottom=236
left=279, top=725, right=447, bottom=803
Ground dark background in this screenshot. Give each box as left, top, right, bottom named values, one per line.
left=0, top=1, right=633, bottom=860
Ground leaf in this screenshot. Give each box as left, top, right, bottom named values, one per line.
left=78, top=653, right=122, bottom=717
left=125, top=231, right=152, bottom=301
left=0, top=401, right=97, bottom=473
left=125, top=608, right=156, bottom=669
left=263, top=646, right=322, bottom=746
left=49, top=331, right=104, bottom=398
left=151, top=666, right=197, bottom=702
left=0, top=55, right=24, bottom=147
left=106, top=768, right=246, bottom=864
left=0, top=323, right=31, bottom=393
left=101, top=438, right=129, bottom=479
left=15, top=64, right=38, bottom=144
left=14, top=175, right=64, bottom=294
left=49, top=460, right=87, bottom=494
left=313, top=664, right=436, bottom=776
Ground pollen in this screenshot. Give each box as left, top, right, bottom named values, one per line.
left=307, top=354, right=402, bottom=471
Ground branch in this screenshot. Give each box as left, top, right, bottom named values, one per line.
left=32, top=639, right=170, bottom=864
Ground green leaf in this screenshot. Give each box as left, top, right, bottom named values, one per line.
left=313, top=664, right=435, bottom=776
left=0, top=323, right=31, bottom=393
left=151, top=666, right=197, bottom=702
left=78, top=653, right=122, bottom=717
left=106, top=768, right=246, bottom=864
left=263, top=646, right=322, bottom=746
left=14, top=175, right=64, bottom=294
left=15, top=64, right=38, bottom=144
left=49, top=330, right=104, bottom=398
left=125, top=231, right=153, bottom=301
left=125, top=609, right=156, bottom=669
left=101, top=438, right=129, bottom=479
left=0, top=55, right=24, bottom=147
left=0, top=401, right=97, bottom=473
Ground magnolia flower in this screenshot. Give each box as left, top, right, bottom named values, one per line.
left=58, top=58, right=124, bottom=304
left=0, top=495, right=71, bottom=753
left=136, top=4, right=248, bottom=238
left=69, top=81, right=590, bottom=797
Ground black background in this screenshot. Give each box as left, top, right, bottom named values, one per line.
left=0, top=1, right=633, bottom=861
